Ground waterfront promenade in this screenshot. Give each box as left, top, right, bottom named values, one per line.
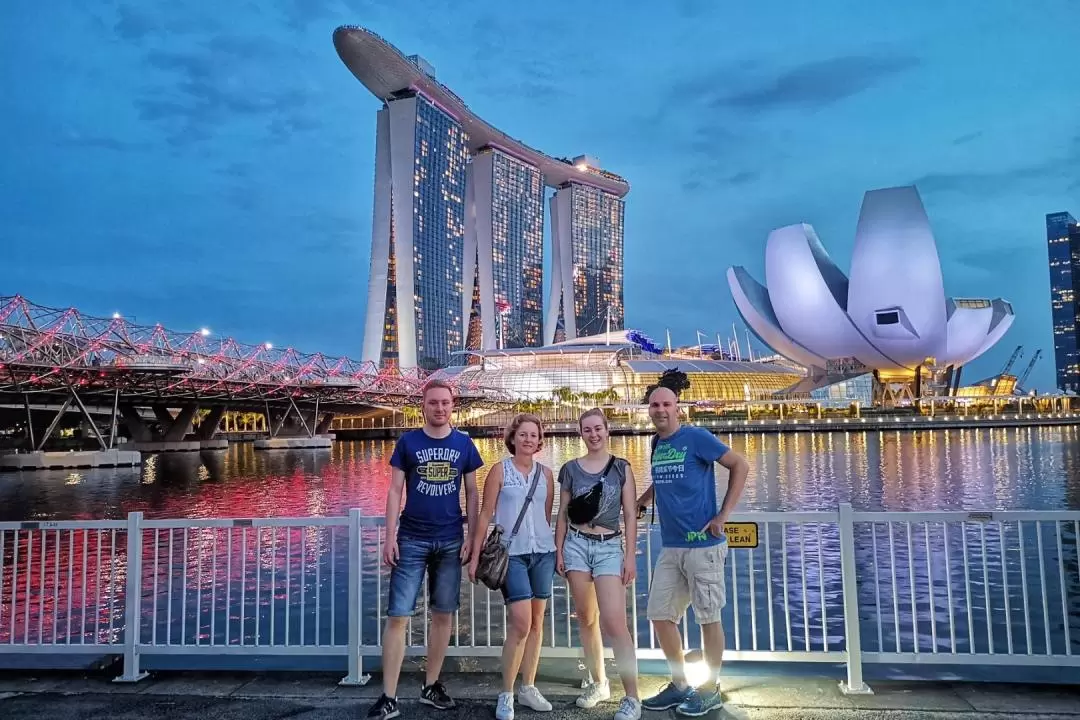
left=2, top=670, right=1080, bottom=719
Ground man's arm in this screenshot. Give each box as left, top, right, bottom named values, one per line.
left=384, top=467, right=406, bottom=566
left=715, top=449, right=749, bottom=523
left=635, top=483, right=654, bottom=517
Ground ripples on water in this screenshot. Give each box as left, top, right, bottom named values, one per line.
left=2, top=426, right=1079, bottom=521
left=1, top=427, right=1078, bottom=666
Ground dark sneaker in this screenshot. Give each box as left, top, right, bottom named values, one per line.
left=641, top=682, right=694, bottom=711
left=420, top=681, right=455, bottom=710
left=366, top=694, right=400, bottom=719
left=675, top=688, right=723, bottom=717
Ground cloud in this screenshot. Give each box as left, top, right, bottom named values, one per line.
left=715, top=54, right=920, bottom=113
left=55, top=132, right=144, bottom=152
left=132, top=35, right=319, bottom=146
left=914, top=136, right=1080, bottom=196
left=952, top=131, right=983, bottom=145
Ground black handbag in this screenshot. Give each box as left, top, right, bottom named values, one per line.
left=566, top=456, right=617, bottom=525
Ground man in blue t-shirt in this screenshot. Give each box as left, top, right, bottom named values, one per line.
left=365, top=380, right=484, bottom=720
left=636, top=386, right=748, bottom=718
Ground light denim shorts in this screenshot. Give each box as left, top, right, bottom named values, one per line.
left=563, top=529, right=624, bottom=578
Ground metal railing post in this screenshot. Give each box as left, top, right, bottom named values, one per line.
left=340, top=508, right=370, bottom=685
left=114, top=511, right=149, bottom=683
left=837, top=503, right=872, bottom=694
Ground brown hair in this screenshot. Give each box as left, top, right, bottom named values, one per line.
left=578, top=407, right=608, bottom=428
left=422, top=379, right=455, bottom=400
left=504, top=413, right=544, bottom=454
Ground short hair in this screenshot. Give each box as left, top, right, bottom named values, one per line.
left=422, top=379, right=455, bottom=400
left=504, top=413, right=544, bottom=454
left=578, top=407, right=608, bottom=428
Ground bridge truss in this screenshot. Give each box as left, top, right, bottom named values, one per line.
left=0, top=295, right=514, bottom=410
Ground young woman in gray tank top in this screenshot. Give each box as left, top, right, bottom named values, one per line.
left=554, top=408, right=641, bottom=720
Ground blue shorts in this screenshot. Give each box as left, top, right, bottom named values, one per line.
left=562, top=530, right=624, bottom=578
left=387, top=535, right=462, bottom=617
left=502, top=551, right=556, bottom=604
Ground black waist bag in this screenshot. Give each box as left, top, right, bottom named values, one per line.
left=566, top=456, right=617, bottom=525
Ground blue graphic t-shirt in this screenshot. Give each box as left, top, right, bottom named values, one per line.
left=651, top=425, right=731, bottom=549
left=390, top=428, right=484, bottom=541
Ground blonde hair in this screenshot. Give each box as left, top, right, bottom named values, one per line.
left=504, top=413, right=544, bottom=454
left=422, top=379, right=455, bottom=399
left=578, top=407, right=608, bottom=428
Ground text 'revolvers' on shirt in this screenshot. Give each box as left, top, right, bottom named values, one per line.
left=651, top=425, right=731, bottom=548
left=390, top=428, right=484, bottom=541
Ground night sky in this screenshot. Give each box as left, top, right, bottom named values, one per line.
left=2, top=0, right=1077, bottom=389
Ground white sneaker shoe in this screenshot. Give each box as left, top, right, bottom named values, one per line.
left=614, top=696, right=642, bottom=720
left=496, top=691, right=515, bottom=720
left=576, top=679, right=612, bottom=708
left=516, top=685, right=553, bottom=712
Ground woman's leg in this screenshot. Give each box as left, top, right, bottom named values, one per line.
left=519, top=598, right=548, bottom=687
left=595, top=575, right=640, bottom=699
left=502, top=600, right=533, bottom=693
left=567, top=571, right=606, bottom=685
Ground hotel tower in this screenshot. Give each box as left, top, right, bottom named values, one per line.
left=334, top=27, right=630, bottom=369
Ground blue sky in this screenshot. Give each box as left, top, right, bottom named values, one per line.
left=2, top=0, right=1077, bottom=389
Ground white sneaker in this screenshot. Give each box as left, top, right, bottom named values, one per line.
left=496, top=691, right=515, bottom=720
left=576, top=679, right=612, bottom=708
left=516, top=685, right=553, bottom=712
left=614, top=696, right=642, bottom=720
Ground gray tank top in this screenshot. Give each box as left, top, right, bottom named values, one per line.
left=557, top=457, right=629, bottom=532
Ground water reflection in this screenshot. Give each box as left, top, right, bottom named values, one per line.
left=3, top=426, right=1080, bottom=522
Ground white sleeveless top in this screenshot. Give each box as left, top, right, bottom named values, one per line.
left=494, top=458, right=557, bottom=556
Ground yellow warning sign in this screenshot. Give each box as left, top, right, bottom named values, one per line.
left=724, top=522, right=758, bottom=549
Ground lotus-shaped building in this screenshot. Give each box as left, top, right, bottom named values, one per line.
left=726, top=186, right=1014, bottom=380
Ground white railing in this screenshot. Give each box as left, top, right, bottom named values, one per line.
left=1, top=506, right=1077, bottom=692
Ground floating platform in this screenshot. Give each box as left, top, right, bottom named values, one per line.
left=0, top=449, right=143, bottom=471
left=131, top=439, right=229, bottom=453
left=253, top=436, right=334, bottom=451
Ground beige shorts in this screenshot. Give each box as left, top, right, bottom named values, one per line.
left=646, top=544, right=729, bottom=625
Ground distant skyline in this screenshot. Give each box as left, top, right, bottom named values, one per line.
left=2, top=1, right=1078, bottom=389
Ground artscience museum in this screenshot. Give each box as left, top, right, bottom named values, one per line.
left=727, top=186, right=1014, bottom=402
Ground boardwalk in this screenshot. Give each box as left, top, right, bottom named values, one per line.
left=2, top=671, right=1080, bottom=720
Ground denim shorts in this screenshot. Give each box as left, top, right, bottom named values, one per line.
left=502, top=551, right=556, bottom=604
left=387, top=535, right=462, bottom=617
left=562, top=530, right=624, bottom=578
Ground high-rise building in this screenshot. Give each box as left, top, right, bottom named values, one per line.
left=1047, top=211, right=1080, bottom=391
left=464, top=149, right=545, bottom=350
left=546, top=171, right=626, bottom=344
left=334, top=27, right=630, bottom=369
left=361, top=94, right=469, bottom=370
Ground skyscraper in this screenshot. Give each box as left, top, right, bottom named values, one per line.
left=361, top=94, right=469, bottom=370
left=1047, top=211, right=1080, bottom=391
left=334, top=27, right=630, bottom=369
left=463, top=149, right=545, bottom=351
left=546, top=166, right=626, bottom=344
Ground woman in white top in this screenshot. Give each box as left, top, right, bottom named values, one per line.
left=468, top=413, right=556, bottom=720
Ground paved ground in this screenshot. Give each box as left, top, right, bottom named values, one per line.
left=0, top=671, right=1078, bottom=719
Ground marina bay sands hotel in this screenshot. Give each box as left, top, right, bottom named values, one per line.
left=333, top=27, right=629, bottom=370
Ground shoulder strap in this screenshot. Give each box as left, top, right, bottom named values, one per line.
left=600, top=455, right=617, bottom=480
left=508, top=463, right=543, bottom=542
left=650, top=434, right=659, bottom=457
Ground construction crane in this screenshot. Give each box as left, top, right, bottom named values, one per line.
left=974, top=344, right=1023, bottom=390
left=1001, top=345, right=1023, bottom=376
left=1016, top=349, right=1042, bottom=393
